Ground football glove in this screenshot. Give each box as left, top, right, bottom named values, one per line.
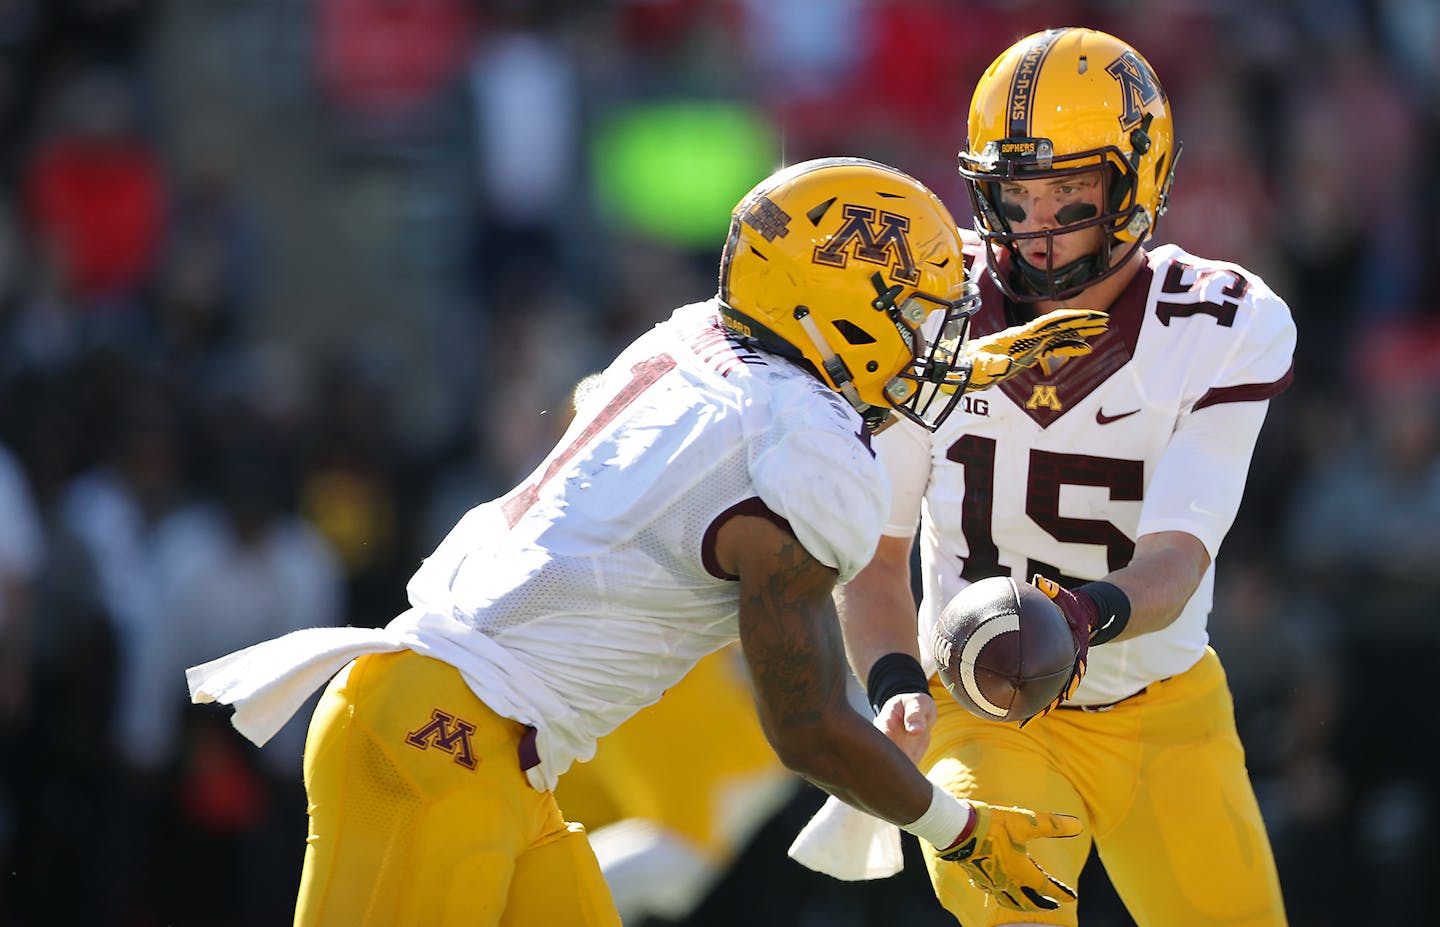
left=1029, top=574, right=1096, bottom=718
left=960, top=308, right=1109, bottom=391
left=939, top=800, right=1082, bottom=913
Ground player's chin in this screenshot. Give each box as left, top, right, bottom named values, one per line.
left=1020, top=247, right=1052, bottom=267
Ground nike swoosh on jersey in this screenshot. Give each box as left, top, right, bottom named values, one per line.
left=1095, top=408, right=1140, bottom=425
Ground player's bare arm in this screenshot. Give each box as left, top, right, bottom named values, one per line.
left=835, top=534, right=919, bottom=679
left=717, top=513, right=935, bottom=824
left=1033, top=529, right=1210, bottom=693
left=1098, top=530, right=1209, bottom=640
left=834, top=533, right=936, bottom=763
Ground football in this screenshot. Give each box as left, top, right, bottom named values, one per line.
left=930, top=576, right=1078, bottom=723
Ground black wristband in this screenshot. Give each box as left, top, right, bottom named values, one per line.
left=866, top=652, right=929, bottom=716
left=1077, top=580, right=1131, bottom=646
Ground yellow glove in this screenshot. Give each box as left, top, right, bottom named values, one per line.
left=961, top=308, right=1109, bottom=391
left=938, top=800, right=1083, bottom=913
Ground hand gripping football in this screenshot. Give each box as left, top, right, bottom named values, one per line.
left=931, top=576, right=1078, bottom=723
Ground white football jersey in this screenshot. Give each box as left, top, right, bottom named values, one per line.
left=877, top=235, right=1296, bottom=705
left=385, top=299, right=888, bottom=787
left=189, top=300, right=888, bottom=789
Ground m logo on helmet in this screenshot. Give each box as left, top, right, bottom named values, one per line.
left=1105, top=51, right=1162, bottom=132
left=813, top=205, right=919, bottom=286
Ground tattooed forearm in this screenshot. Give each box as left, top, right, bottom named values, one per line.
left=738, top=534, right=847, bottom=731
left=729, top=519, right=936, bottom=824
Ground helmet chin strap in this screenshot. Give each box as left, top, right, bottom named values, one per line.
left=791, top=298, right=905, bottom=433
left=1012, top=248, right=1105, bottom=297
left=794, top=307, right=866, bottom=411
left=1003, top=198, right=1107, bottom=297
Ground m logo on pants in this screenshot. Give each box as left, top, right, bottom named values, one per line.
left=405, top=709, right=478, bottom=770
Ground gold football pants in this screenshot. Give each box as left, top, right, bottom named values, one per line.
left=920, top=647, right=1286, bottom=926
left=294, top=649, right=621, bottom=927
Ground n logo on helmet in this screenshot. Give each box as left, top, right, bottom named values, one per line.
left=813, top=206, right=919, bottom=285
left=1105, top=51, right=1162, bottom=132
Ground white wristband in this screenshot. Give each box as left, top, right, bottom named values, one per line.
left=899, top=781, right=974, bottom=851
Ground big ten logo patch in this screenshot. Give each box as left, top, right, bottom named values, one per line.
left=405, top=709, right=478, bottom=770
left=962, top=394, right=990, bottom=417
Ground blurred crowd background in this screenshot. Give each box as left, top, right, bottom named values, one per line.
left=0, top=0, right=1437, bottom=925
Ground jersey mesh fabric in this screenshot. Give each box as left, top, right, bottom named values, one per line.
left=362, top=302, right=889, bottom=789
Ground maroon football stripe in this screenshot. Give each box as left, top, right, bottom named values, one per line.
left=1192, top=360, right=1294, bottom=411
left=701, top=497, right=796, bottom=580
left=1007, top=29, right=1065, bottom=139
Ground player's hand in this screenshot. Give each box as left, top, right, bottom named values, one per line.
left=1029, top=574, right=1094, bottom=718
left=960, top=308, right=1109, bottom=391
left=939, top=800, right=1082, bottom=912
left=872, top=690, right=936, bottom=764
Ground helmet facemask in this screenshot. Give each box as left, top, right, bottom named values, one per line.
left=770, top=273, right=979, bottom=434
left=963, top=145, right=1151, bottom=303
left=871, top=277, right=980, bottom=432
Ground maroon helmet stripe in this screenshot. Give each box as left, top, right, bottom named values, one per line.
left=1007, top=29, right=1065, bottom=138
left=1192, top=360, right=1294, bottom=411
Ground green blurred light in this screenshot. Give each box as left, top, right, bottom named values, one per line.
left=592, top=101, right=778, bottom=248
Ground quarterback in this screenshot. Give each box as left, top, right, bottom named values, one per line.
left=186, top=157, right=1105, bottom=925
left=838, top=28, right=1295, bottom=927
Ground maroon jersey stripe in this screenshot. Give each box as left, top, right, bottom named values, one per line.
left=1192, top=360, right=1294, bottom=411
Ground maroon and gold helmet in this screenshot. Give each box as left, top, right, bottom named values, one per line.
left=719, top=157, right=979, bottom=432
left=959, top=28, right=1181, bottom=302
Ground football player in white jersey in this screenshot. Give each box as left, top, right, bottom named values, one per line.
left=185, top=157, right=1109, bottom=925
left=837, top=29, right=1296, bottom=927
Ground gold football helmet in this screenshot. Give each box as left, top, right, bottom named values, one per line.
left=958, top=28, right=1181, bottom=302
left=718, top=157, right=978, bottom=432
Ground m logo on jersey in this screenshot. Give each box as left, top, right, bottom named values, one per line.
left=405, top=709, right=478, bottom=770
left=1025, top=385, right=1062, bottom=411
left=1105, top=50, right=1162, bottom=131
left=813, top=206, right=919, bottom=285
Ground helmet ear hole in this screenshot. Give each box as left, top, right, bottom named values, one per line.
left=833, top=319, right=877, bottom=345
